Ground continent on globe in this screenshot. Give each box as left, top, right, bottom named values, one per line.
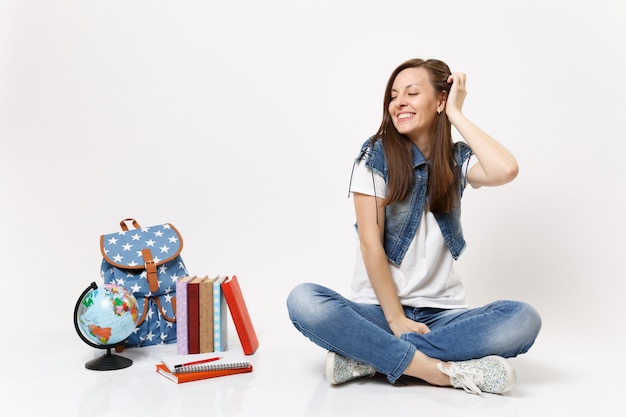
left=88, top=325, right=113, bottom=344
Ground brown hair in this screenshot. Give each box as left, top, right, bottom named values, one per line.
left=371, top=58, right=458, bottom=213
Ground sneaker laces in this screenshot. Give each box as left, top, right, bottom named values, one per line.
left=438, top=362, right=484, bottom=395
left=352, top=362, right=374, bottom=377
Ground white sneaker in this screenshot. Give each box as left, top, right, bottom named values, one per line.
left=438, top=355, right=516, bottom=395
left=325, top=351, right=376, bottom=384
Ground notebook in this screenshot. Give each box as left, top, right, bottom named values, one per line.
left=156, top=363, right=253, bottom=384
left=157, top=353, right=253, bottom=384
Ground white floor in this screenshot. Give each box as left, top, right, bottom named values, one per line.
left=3, top=331, right=624, bottom=417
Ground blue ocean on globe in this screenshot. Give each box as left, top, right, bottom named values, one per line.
left=77, top=284, right=139, bottom=346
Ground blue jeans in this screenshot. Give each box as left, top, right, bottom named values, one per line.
left=286, top=283, right=542, bottom=384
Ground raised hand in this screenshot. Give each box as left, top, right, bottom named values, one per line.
left=445, top=72, right=467, bottom=117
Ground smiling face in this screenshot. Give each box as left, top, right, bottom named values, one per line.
left=389, top=67, right=445, bottom=145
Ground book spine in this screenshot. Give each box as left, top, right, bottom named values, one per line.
left=187, top=277, right=201, bottom=354
left=175, top=277, right=190, bottom=355
left=199, top=277, right=214, bottom=353
left=213, top=277, right=226, bottom=351
left=220, top=285, right=228, bottom=351
left=221, top=275, right=259, bottom=355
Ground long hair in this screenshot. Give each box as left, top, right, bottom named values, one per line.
left=371, top=58, right=458, bottom=213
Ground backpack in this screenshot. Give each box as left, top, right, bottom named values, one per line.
left=100, top=218, right=188, bottom=348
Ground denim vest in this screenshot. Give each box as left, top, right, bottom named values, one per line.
left=354, top=137, right=473, bottom=265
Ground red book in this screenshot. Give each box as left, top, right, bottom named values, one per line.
left=187, top=276, right=203, bottom=354
left=221, top=275, right=259, bottom=355
left=155, top=363, right=253, bottom=384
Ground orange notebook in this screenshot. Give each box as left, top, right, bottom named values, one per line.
left=156, top=362, right=253, bottom=384
left=221, top=275, right=259, bottom=355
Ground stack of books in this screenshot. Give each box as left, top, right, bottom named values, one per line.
left=175, top=274, right=259, bottom=356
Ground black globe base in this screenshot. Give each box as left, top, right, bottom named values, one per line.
left=85, top=347, right=133, bottom=371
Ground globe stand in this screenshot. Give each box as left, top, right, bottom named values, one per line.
left=84, top=346, right=133, bottom=371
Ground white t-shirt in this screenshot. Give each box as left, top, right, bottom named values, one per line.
left=349, top=156, right=476, bottom=308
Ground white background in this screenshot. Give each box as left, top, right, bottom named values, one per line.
left=1, top=0, right=624, bottom=356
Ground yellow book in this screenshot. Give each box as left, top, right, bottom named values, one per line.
left=198, top=276, right=214, bottom=353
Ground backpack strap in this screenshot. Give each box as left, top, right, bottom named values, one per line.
left=134, top=298, right=150, bottom=327
left=119, top=218, right=141, bottom=231
left=155, top=297, right=177, bottom=323
left=141, top=248, right=160, bottom=293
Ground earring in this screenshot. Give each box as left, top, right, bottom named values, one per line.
left=437, top=110, right=441, bottom=115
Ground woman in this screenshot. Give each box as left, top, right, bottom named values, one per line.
left=286, top=58, right=541, bottom=395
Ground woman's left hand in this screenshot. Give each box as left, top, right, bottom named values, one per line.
left=389, top=316, right=431, bottom=338
left=445, top=72, right=467, bottom=118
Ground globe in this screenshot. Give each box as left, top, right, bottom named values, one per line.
left=74, top=282, right=139, bottom=370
